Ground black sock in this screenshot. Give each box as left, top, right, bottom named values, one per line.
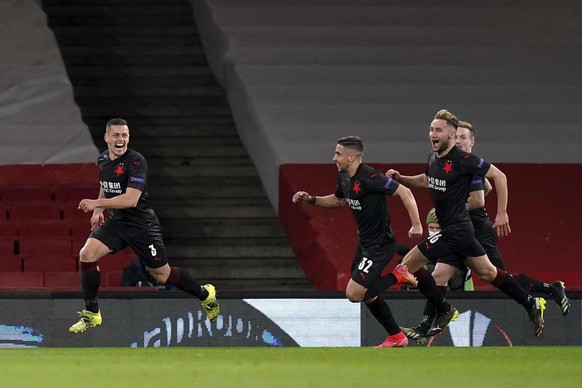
left=418, top=299, right=437, bottom=331
left=366, top=297, right=400, bottom=335
left=491, top=268, right=533, bottom=309
left=415, top=267, right=451, bottom=312
left=80, top=262, right=100, bottom=313
left=512, top=273, right=553, bottom=295
left=166, top=267, right=208, bottom=300
left=365, top=274, right=398, bottom=298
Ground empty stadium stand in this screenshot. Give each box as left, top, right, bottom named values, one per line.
left=193, top=0, right=582, bottom=289
left=40, top=0, right=312, bottom=292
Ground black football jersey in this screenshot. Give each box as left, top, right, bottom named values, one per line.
left=425, top=146, right=491, bottom=227
left=334, top=163, right=400, bottom=247
left=97, top=149, right=156, bottom=226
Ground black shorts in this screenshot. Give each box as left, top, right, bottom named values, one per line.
left=418, top=220, right=486, bottom=266
left=474, top=219, right=505, bottom=270
left=90, top=216, right=168, bottom=269
left=350, top=242, right=395, bottom=288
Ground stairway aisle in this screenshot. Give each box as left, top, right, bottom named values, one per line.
left=41, top=0, right=312, bottom=292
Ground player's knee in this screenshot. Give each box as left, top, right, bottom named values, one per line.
left=345, top=289, right=363, bottom=303
left=79, top=246, right=98, bottom=263
left=477, top=267, right=496, bottom=283
left=432, top=272, right=448, bottom=287
left=146, top=266, right=170, bottom=284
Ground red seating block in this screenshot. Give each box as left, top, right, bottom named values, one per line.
left=97, top=249, right=135, bottom=274
left=0, top=222, right=18, bottom=238
left=0, top=271, right=45, bottom=290
left=0, top=204, right=7, bottom=221
left=0, top=237, right=17, bottom=256
left=62, top=201, right=89, bottom=220
left=54, top=184, right=97, bottom=202
left=0, top=184, right=53, bottom=202
left=105, top=271, right=123, bottom=288
left=18, top=237, right=72, bottom=257
left=9, top=202, right=63, bottom=221
left=0, top=255, right=21, bottom=271
left=21, top=254, right=77, bottom=272
left=70, top=220, right=92, bottom=239
left=44, top=271, right=80, bottom=290
left=18, top=221, right=71, bottom=238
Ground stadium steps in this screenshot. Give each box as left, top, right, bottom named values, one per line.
left=41, top=0, right=312, bottom=292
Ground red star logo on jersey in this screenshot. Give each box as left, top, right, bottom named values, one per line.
left=352, top=181, right=362, bottom=195
left=442, top=161, right=454, bottom=174
left=114, top=164, right=124, bottom=177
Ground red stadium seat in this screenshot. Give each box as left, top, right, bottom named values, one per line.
left=0, top=271, right=45, bottom=290
left=70, top=220, right=92, bottom=239
left=18, top=221, right=71, bottom=238
left=18, top=237, right=72, bottom=257
left=0, top=222, right=18, bottom=238
left=21, top=254, right=77, bottom=272
left=97, top=249, right=134, bottom=274
left=0, top=254, right=22, bottom=271
left=62, top=201, right=90, bottom=220
left=44, top=271, right=80, bottom=290
left=54, top=183, right=97, bottom=202
left=71, top=236, right=87, bottom=256
left=0, top=203, right=8, bottom=221
left=9, top=202, right=63, bottom=221
left=0, top=237, right=17, bottom=256
left=105, top=271, right=123, bottom=288
left=0, top=184, right=53, bottom=202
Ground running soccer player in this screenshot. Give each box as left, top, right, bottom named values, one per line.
left=293, top=136, right=422, bottom=348
left=386, top=109, right=546, bottom=338
left=402, top=120, right=570, bottom=344
left=69, top=118, right=219, bottom=333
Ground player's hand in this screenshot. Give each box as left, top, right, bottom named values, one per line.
left=385, top=169, right=401, bottom=180
left=90, top=213, right=104, bottom=230
left=78, top=199, right=97, bottom=212
left=493, top=211, right=511, bottom=237
left=408, top=224, right=423, bottom=239
left=292, top=191, right=311, bottom=204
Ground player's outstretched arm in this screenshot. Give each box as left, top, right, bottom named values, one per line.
left=292, top=191, right=345, bottom=208
left=386, top=169, right=428, bottom=189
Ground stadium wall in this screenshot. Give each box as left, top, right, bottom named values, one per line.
left=0, top=292, right=579, bottom=347
left=279, top=163, right=582, bottom=291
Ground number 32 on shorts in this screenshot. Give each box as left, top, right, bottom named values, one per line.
left=357, top=257, right=373, bottom=273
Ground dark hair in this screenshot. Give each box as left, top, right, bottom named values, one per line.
left=457, top=120, right=475, bottom=138
left=106, top=118, right=128, bottom=130
left=434, top=109, right=459, bottom=129
left=337, top=136, right=363, bottom=153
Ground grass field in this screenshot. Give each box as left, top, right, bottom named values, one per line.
left=1, top=347, right=581, bottom=388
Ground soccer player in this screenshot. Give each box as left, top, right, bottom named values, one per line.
left=69, top=118, right=219, bottom=333
left=292, top=136, right=423, bottom=348
left=386, top=109, right=546, bottom=338
left=454, top=121, right=569, bottom=314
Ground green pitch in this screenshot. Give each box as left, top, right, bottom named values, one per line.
left=1, top=347, right=581, bottom=388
